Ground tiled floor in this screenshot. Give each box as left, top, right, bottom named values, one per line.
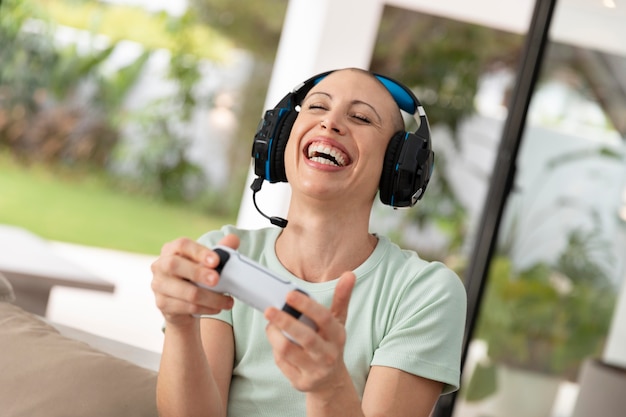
left=46, top=241, right=164, bottom=353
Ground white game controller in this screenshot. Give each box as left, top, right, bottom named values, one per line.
left=196, top=245, right=317, bottom=333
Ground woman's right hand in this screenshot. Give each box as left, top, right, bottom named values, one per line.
left=151, top=234, right=240, bottom=327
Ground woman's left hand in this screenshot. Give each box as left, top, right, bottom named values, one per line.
left=264, top=271, right=356, bottom=394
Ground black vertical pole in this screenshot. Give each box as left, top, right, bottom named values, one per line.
left=431, top=0, right=557, bottom=416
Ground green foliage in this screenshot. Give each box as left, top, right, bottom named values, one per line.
left=474, top=144, right=622, bottom=388
left=2, top=0, right=215, bottom=208
left=39, top=0, right=233, bottom=60
left=556, top=228, right=615, bottom=288
left=115, top=10, right=215, bottom=205
left=476, top=248, right=615, bottom=383
left=191, top=0, right=288, bottom=59
left=0, top=0, right=55, bottom=110
left=4, top=0, right=237, bottom=210
left=164, top=10, right=204, bottom=120
left=128, top=101, right=208, bottom=203
left=0, top=0, right=150, bottom=167
left=190, top=0, right=286, bottom=207
left=371, top=7, right=522, bottom=134
left=48, top=44, right=116, bottom=98
left=98, top=49, right=152, bottom=113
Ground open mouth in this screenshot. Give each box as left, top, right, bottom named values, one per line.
left=307, top=141, right=350, bottom=167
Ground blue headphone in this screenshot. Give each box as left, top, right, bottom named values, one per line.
left=251, top=69, right=434, bottom=208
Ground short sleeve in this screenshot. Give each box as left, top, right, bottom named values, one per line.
left=371, top=262, right=467, bottom=394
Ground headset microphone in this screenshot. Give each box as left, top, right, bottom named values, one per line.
left=250, top=177, right=288, bottom=228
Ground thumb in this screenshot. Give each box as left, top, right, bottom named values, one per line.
left=330, top=271, right=356, bottom=325
left=217, top=233, right=240, bottom=250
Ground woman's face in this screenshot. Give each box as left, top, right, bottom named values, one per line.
left=284, top=69, right=402, bottom=207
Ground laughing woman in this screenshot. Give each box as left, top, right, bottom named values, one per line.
left=151, top=68, right=466, bottom=417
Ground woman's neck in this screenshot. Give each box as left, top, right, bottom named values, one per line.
left=275, top=203, right=377, bottom=283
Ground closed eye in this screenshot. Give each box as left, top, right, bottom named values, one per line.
left=351, top=113, right=372, bottom=123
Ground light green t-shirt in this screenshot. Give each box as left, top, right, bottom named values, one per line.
left=198, top=225, right=466, bottom=417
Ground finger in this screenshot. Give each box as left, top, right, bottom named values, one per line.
left=265, top=305, right=318, bottom=349
left=265, top=306, right=344, bottom=391
left=282, top=290, right=347, bottom=351
left=160, top=237, right=200, bottom=256
left=160, top=237, right=217, bottom=268
left=217, top=234, right=240, bottom=250
left=283, top=290, right=328, bottom=333
left=330, top=271, right=356, bottom=325
left=153, top=273, right=234, bottom=312
left=158, top=234, right=241, bottom=272
left=203, top=234, right=241, bottom=269
left=152, top=254, right=219, bottom=288
left=265, top=321, right=304, bottom=379
left=265, top=318, right=301, bottom=350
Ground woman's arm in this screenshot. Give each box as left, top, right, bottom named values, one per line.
left=361, top=366, right=443, bottom=417
left=151, top=235, right=239, bottom=417
left=157, top=318, right=234, bottom=417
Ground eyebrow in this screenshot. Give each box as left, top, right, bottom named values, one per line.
left=304, top=92, right=383, bottom=123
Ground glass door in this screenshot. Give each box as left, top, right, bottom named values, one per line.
left=454, top=1, right=626, bottom=416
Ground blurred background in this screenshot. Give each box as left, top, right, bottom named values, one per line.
left=1, top=1, right=625, bottom=416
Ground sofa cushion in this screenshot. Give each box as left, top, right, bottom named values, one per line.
left=0, top=272, right=15, bottom=303
left=0, top=302, right=158, bottom=417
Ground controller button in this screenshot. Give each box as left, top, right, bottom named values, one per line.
left=213, top=248, right=230, bottom=273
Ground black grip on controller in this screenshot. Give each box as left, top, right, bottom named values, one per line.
left=281, top=289, right=309, bottom=319
left=213, top=248, right=230, bottom=274
left=282, top=304, right=302, bottom=319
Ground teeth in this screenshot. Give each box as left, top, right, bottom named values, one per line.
left=307, top=142, right=348, bottom=167
left=310, top=156, right=339, bottom=166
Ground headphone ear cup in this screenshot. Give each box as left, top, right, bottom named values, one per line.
left=379, top=131, right=405, bottom=205
left=270, top=110, right=298, bottom=183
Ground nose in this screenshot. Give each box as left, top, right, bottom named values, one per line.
left=320, top=113, right=345, bottom=134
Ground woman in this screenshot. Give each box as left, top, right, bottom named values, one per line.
left=151, top=68, right=466, bottom=417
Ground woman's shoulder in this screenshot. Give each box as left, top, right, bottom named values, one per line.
left=374, top=236, right=466, bottom=298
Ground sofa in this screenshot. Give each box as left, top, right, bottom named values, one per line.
left=0, top=272, right=159, bottom=416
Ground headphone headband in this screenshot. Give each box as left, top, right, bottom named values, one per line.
left=290, top=71, right=421, bottom=115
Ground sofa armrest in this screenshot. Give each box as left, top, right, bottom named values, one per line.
left=0, top=301, right=158, bottom=417
left=47, top=320, right=161, bottom=372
